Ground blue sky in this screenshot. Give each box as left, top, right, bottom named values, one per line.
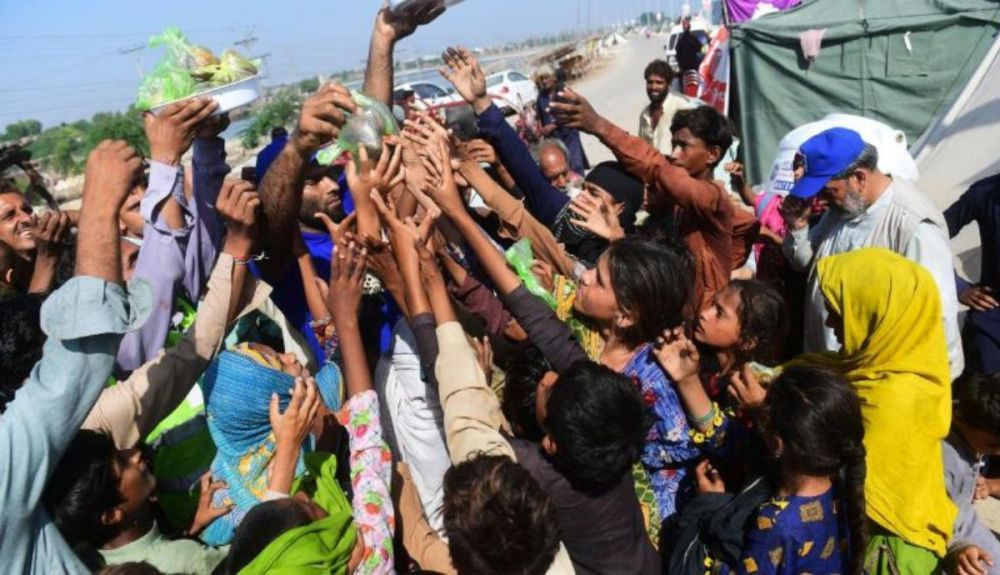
left=0, top=0, right=682, bottom=129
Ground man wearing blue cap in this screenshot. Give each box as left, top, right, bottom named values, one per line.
left=780, top=127, right=963, bottom=380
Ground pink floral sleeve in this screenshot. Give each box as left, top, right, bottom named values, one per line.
left=338, top=390, right=395, bottom=574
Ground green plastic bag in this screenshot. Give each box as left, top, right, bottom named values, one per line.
left=505, top=238, right=557, bottom=308
left=315, top=91, right=399, bottom=165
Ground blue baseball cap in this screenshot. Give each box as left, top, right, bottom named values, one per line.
left=790, top=127, right=867, bottom=199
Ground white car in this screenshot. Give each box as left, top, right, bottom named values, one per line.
left=485, top=70, right=538, bottom=113
left=394, top=81, right=461, bottom=108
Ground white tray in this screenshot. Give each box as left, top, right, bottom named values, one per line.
left=151, top=73, right=262, bottom=116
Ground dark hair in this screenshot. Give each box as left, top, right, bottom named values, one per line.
left=95, top=562, right=163, bottom=575
left=730, top=280, right=788, bottom=363
left=443, top=454, right=559, bottom=575
left=670, top=107, right=734, bottom=167
left=303, top=162, right=343, bottom=185
left=545, top=361, right=646, bottom=489
left=501, top=346, right=550, bottom=442
left=43, top=430, right=124, bottom=547
left=607, top=236, right=693, bottom=346
left=763, top=366, right=867, bottom=575
left=958, top=373, right=1000, bottom=434
left=644, top=59, right=674, bottom=85
left=226, top=498, right=316, bottom=574
left=446, top=104, right=479, bottom=142
left=0, top=294, right=45, bottom=412
left=271, top=126, right=288, bottom=140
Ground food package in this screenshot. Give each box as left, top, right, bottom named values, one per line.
left=505, top=238, right=557, bottom=308
left=747, top=362, right=782, bottom=386
left=315, top=91, right=399, bottom=165
left=135, top=27, right=260, bottom=111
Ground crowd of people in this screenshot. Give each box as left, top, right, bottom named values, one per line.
left=1, top=4, right=1000, bottom=575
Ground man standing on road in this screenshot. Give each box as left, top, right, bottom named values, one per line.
left=781, top=127, right=964, bottom=380
left=639, top=59, right=688, bottom=155
left=675, top=17, right=703, bottom=81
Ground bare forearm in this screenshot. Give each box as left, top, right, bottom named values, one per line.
left=298, top=253, right=332, bottom=322
left=335, top=315, right=373, bottom=397
left=28, top=257, right=59, bottom=294
left=401, top=263, right=432, bottom=317
left=363, top=32, right=396, bottom=106
left=425, top=266, right=456, bottom=325
left=268, top=446, right=298, bottom=494
left=676, top=376, right=714, bottom=432
left=259, top=145, right=306, bottom=279
left=75, top=211, right=121, bottom=284
left=160, top=196, right=185, bottom=231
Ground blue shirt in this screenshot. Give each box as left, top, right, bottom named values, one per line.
left=0, top=277, right=153, bottom=574
left=255, top=134, right=288, bottom=180
left=724, top=488, right=847, bottom=575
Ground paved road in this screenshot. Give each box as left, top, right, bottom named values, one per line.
left=570, top=35, right=667, bottom=165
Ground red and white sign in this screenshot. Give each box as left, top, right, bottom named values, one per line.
left=698, top=26, right=731, bottom=115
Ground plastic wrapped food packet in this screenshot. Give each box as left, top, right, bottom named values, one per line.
left=315, top=91, right=399, bottom=165
left=389, top=0, right=465, bottom=15
left=505, top=238, right=557, bottom=308
left=747, top=362, right=782, bottom=386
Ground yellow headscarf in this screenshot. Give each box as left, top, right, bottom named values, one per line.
left=795, top=248, right=956, bottom=557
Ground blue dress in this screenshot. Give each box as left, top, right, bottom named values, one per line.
left=721, top=488, right=847, bottom=575
left=625, top=345, right=701, bottom=520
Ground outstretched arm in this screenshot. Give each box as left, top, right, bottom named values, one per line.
left=257, top=84, right=355, bottom=280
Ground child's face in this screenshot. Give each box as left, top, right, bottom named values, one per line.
left=694, top=286, right=743, bottom=351
left=962, top=424, right=1000, bottom=457
left=111, top=447, right=157, bottom=521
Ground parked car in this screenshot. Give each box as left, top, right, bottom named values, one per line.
left=394, top=80, right=461, bottom=108
left=485, top=70, right=538, bottom=114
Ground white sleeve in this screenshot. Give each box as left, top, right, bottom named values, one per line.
left=904, top=222, right=964, bottom=380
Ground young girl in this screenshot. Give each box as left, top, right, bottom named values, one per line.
left=698, top=365, right=867, bottom=575
left=654, top=280, right=785, bottom=463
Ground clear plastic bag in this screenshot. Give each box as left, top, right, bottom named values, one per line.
left=505, top=238, right=557, bottom=308
left=315, top=91, right=399, bottom=165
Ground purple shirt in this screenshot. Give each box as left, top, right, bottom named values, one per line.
left=116, top=138, right=229, bottom=373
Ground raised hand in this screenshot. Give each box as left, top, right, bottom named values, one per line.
left=375, top=1, right=447, bottom=42
left=568, top=193, right=625, bottom=241
left=291, top=83, right=357, bottom=156
left=439, top=46, right=489, bottom=113
left=778, top=194, right=811, bottom=231
left=653, top=327, right=701, bottom=384
left=216, top=180, right=260, bottom=257
left=82, top=140, right=144, bottom=214
left=270, top=377, right=321, bottom=450
left=144, top=98, right=219, bottom=165
left=548, top=88, right=607, bottom=134
left=31, top=210, right=72, bottom=260
left=315, top=211, right=357, bottom=253
left=196, top=113, right=231, bottom=140
left=419, top=137, right=465, bottom=217
left=328, top=241, right=368, bottom=323
left=461, top=139, right=498, bottom=166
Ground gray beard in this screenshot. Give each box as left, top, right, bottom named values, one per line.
left=836, top=189, right=868, bottom=218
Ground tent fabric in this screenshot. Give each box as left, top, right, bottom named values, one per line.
left=726, top=0, right=801, bottom=24
left=731, top=0, right=1000, bottom=185
left=911, top=33, right=1000, bottom=279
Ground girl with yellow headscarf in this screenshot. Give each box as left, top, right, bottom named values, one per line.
left=796, top=248, right=956, bottom=573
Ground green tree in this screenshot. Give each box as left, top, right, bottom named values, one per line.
left=298, top=77, right=320, bottom=94
left=3, top=119, right=43, bottom=141
left=83, top=108, right=147, bottom=157
left=240, top=88, right=300, bottom=149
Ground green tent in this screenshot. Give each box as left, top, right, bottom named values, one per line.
left=730, top=0, right=1000, bottom=184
